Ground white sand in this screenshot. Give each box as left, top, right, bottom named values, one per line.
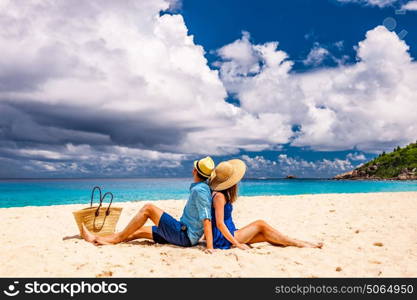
left=1, top=192, right=417, bottom=277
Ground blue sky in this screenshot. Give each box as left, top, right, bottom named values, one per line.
left=178, top=0, right=417, bottom=177
left=0, top=0, right=417, bottom=178
left=181, top=0, right=417, bottom=69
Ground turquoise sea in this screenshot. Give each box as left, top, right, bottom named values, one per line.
left=1, top=178, right=417, bottom=208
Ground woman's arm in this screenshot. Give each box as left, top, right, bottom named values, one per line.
left=213, top=194, right=248, bottom=250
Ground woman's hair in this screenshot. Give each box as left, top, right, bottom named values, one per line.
left=219, top=184, right=238, bottom=203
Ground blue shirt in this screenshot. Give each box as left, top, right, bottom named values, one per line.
left=180, top=182, right=212, bottom=245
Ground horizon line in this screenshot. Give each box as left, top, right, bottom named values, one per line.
left=0, top=176, right=332, bottom=181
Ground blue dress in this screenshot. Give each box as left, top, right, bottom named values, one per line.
left=211, top=199, right=237, bottom=249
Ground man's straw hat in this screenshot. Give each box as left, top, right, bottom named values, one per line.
left=209, top=159, right=246, bottom=191
left=194, top=156, right=215, bottom=178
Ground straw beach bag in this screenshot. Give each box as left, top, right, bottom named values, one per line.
left=73, top=186, right=122, bottom=236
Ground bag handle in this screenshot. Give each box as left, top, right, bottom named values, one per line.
left=100, top=192, right=114, bottom=216
left=92, top=191, right=114, bottom=231
left=95, top=192, right=113, bottom=217
left=91, top=185, right=114, bottom=217
left=90, top=186, right=102, bottom=208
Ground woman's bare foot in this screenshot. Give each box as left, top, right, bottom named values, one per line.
left=80, top=224, right=120, bottom=246
left=304, top=241, right=323, bottom=248
left=80, top=223, right=98, bottom=245
left=311, top=242, right=323, bottom=249
left=293, top=239, right=323, bottom=248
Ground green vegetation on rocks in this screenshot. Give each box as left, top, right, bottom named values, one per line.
left=334, top=142, right=417, bottom=180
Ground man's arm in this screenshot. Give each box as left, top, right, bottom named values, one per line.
left=193, top=187, right=214, bottom=252
left=203, top=218, right=213, bottom=252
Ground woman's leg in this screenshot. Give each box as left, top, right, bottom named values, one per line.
left=81, top=204, right=163, bottom=245
left=234, top=220, right=322, bottom=248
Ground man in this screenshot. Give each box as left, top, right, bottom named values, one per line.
left=81, top=157, right=215, bottom=251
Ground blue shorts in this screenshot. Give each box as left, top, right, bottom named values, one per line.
left=152, top=212, right=192, bottom=247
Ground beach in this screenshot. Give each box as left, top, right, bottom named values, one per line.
left=1, top=192, right=417, bottom=277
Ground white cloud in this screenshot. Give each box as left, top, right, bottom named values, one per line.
left=402, top=1, right=417, bottom=10
left=303, top=45, right=330, bottom=66
left=17, top=149, right=71, bottom=160
left=241, top=154, right=277, bottom=170
left=336, top=0, right=398, bottom=8
left=241, top=154, right=355, bottom=177
left=216, top=31, right=260, bottom=76
left=334, top=40, right=345, bottom=50
left=166, top=0, right=183, bottom=11
left=1, top=1, right=417, bottom=177
left=214, top=31, right=263, bottom=95
left=0, top=0, right=290, bottom=166
left=277, top=154, right=354, bottom=172
left=216, top=26, right=417, bottom=153
left=303, top=42, right=348, bottom=67
left=10, top=143, right=187, bottom=176
left=346, top=152, right=367, bottom=161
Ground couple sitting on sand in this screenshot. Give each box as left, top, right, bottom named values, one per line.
left=81, top=157, right=322, bottom=251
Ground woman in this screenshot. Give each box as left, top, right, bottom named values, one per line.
left=209, top=159, right=323, bottom=250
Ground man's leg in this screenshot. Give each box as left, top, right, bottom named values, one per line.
left=125, top=226, right=153, bottom=242
left=81, top=203, right=163, bottom=245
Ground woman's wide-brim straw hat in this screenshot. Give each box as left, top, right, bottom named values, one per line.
left=209, top=159, right=246, bottom=191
